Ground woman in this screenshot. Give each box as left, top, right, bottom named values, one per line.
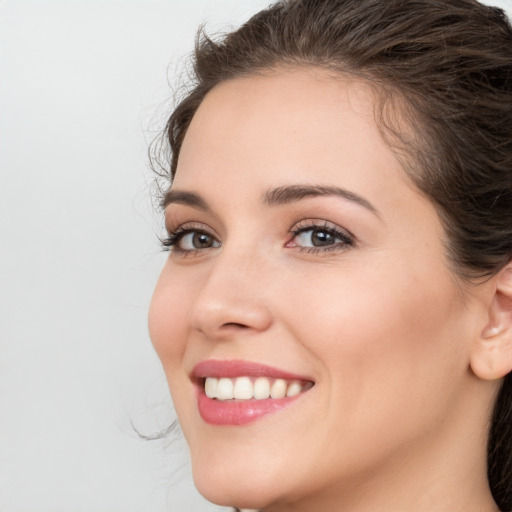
left=148, top=0, right=512, bottom=510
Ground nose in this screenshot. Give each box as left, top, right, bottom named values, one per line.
left=189, top=249, right=273, bottom=340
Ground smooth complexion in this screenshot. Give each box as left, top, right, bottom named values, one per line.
left=149, top=69, right=501, bottom=512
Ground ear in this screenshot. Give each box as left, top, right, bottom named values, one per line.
left=470, top=263, right=512, bottom=380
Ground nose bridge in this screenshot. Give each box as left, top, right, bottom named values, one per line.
left=190, top=244, right=273, bottom=337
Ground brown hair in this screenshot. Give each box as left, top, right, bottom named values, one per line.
left=157, top=0, right=512, bottom=508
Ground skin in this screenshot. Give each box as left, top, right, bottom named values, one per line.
left=148, top=68, right=501, bottom=512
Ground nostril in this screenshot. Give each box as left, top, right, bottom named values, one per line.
left=222, top=322, right=250, bottom=329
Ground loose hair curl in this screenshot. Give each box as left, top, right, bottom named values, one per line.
left=159, top=0, right=512, bottom=509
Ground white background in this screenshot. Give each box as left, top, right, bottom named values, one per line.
left=0, top=1, right=510, bottom=511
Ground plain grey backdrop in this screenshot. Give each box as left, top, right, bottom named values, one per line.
left=0, top=1, right=510, bottom=511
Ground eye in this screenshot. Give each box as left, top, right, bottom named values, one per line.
left=294, top=229, right=338, bottom=247
left=162, top=226, right=221, bottom=254
left=286, top=220, right=354, bottom=253
left=177, top=231, right=219, bottom=251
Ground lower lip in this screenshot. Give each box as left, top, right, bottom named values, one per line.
left=197, top=389, right=301, bottom=426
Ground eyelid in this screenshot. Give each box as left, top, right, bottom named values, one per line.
left=286, top=219, right=356, bottom=252
left=165, top=220, right=206, bottom=235
left=289, top=219, right=355, bottom=238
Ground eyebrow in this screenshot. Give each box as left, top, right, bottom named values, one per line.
left=163, top=184, right=379, bottom=216
left=263, top=185, right=379, bottom=215
left=162, top=190, right=210, bottom=211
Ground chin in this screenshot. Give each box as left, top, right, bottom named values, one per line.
left=190, top=452, right=283, bottom=510
left=194, top=473, right=270, bottom=510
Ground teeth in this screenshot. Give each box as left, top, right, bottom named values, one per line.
left=270, top=378, right=287, bottom=399
left=286, top=380, right=302, bottom=397
left=233, top=376, right=253, bottom=399
left=205, top=377, right=218, bottom=398
left=253, top=377, right=270, bottom=399
left=216, top=378, right=234, bottom=400
left=204, top=376, right=310, bottom=401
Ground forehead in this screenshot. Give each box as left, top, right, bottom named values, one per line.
left=183, top=68, right=378, bottom=143
left=177, top=68, right=400, bottom=182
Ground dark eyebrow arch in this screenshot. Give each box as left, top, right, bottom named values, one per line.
left=263, top=185, right=379, bottom=215
left=161, top=190, right=210, bottom=211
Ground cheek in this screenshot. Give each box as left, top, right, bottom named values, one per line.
left=289, top=248, right=465, bottom=359
left=148, top=264, right=190, bottom=370
left=283, top=258, right=469, bottom=432
left=148, top=266, right=200, bottom=435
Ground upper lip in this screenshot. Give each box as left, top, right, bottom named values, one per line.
left=192, top=359, right=314, bottom=382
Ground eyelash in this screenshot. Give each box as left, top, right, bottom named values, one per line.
left=287, top=220, right=355, bottom=254
left=161, top=220, right=355, bottom=255
left=161, top=224, right=214, bottom=255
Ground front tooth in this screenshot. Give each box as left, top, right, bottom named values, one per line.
left=270, top=378, right=287, bottom=399
left=205, top=377, right=218, bottom=398
left=216, top=377, right=234, bottom=400
left=253, top=377, right=270, bottom=399
left=233, top=377, right=253, bottom=399
left=286, top=380, right=302, bottom=397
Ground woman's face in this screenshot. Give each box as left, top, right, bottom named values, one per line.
left=149, top=69, right=485, bottom=510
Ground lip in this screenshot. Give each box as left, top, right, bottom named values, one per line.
left=192, top=359, right=314, bottom=426
left=192, top=359, right=312, bottom=380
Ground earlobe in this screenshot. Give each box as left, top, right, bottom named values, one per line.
left=470, top=264, right=512, bottom=380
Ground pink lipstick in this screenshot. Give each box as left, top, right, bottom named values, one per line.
left=192, top=359, right=314, bottom=426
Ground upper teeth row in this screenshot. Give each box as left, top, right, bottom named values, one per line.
left=204, top=376, right=304, bottom=401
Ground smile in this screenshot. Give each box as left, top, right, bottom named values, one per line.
left=204, top=376, right=313, bottom=400
left=192, top=360, right=315, bottom=425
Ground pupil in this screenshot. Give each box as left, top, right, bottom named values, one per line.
left=312, top=230, right=334, bottom=246
left=194, top=232, right=211, bottom=248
